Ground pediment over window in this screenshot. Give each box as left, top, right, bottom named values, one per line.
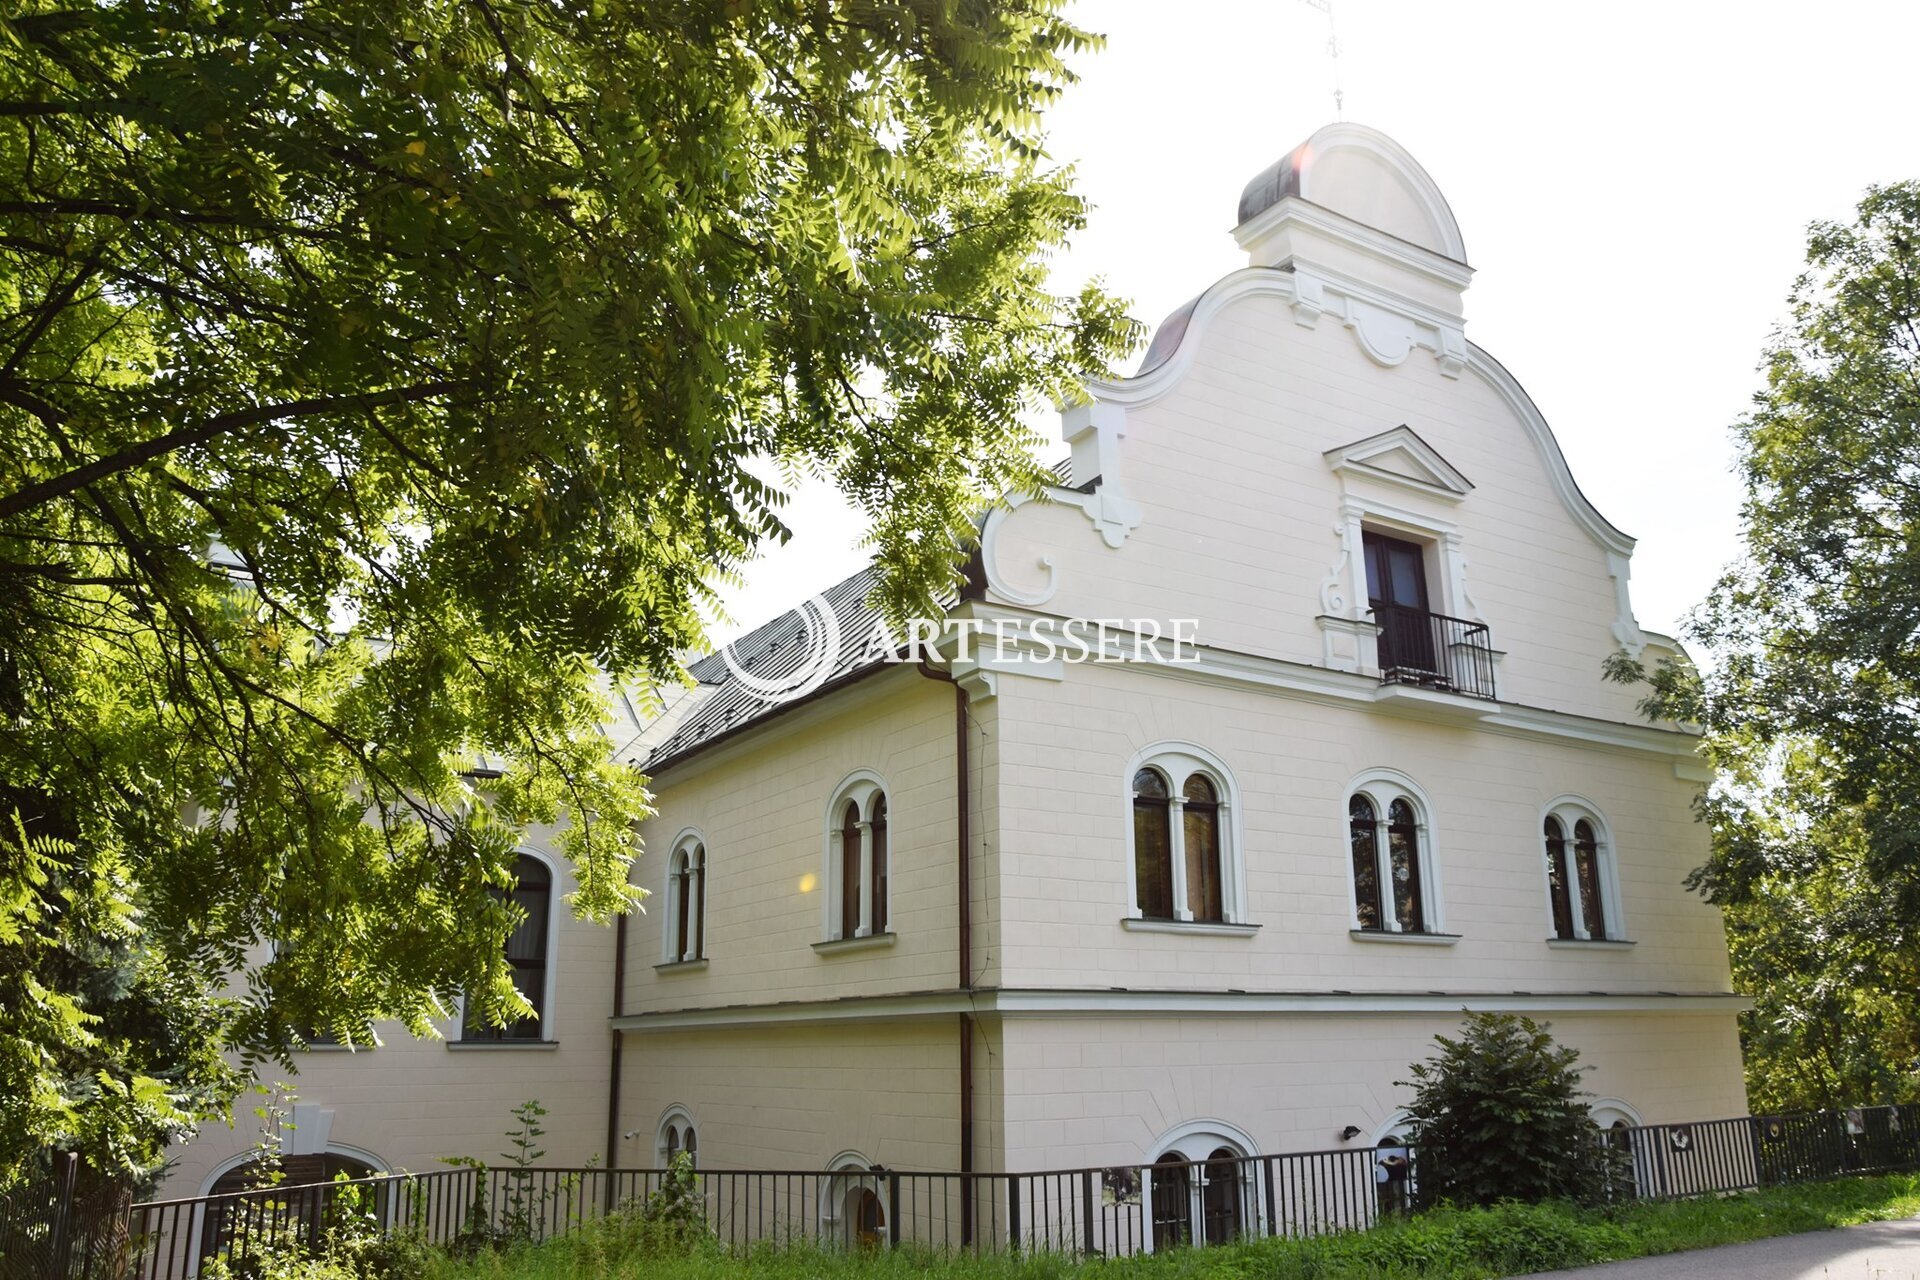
left=1322, top=425, right=1474, bottom=502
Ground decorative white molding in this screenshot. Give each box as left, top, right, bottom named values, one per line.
left=1673, top=759, right=1714, bottom=783
left=610, top=987, right=1754, bottom=1033
left=1547, top=938, right=1637, bottom=950
left=978, top=491, right=1060, bottom=606
left=654, top=958, right=710, bottom=974
left=1349, top=930, right=1460, bottom=946
left=812, top=932, right=897, bottom=957
left=1061, top=401, right=1141, bottom=548
left=1323, top=425, right=1474, bottom=503
left=1122, top=918, right=1261, bottom=937
left=1078, top=271, right=1636, bottom=571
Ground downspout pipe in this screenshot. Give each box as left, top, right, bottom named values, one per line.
left=605, top=910, right=628, bottom=1212
left=919, top=662, right=975, bottom=1244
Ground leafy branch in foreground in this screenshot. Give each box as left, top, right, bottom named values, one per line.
left=1608, top=182, right=1920, bottom=1110
left=0, top=0, right=1137, bottom=1180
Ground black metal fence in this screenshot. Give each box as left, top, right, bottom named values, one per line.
left=1371, top=604, right=1497, bottom=700
left=0, top=1152, right=135, bottom=1280
left=109, top=1103, right=1920, bottom=1278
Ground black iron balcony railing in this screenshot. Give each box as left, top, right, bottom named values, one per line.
left=1369, top=604, right=1497, bottom=701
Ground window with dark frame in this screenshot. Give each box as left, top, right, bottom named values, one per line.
left=1543, top=817, right=1575, bottom=939
left=1573, top=818, right=1607, bottom=940
left=839, top=800, right=861, bottom=940
left=870, top=796, right=889, bottom=935
left=1200, top=1147, right=1243, bottom=1245
left=1386, top=798, right=1426, bottom=932
left=1150, top=1153, right=1191, bottom=1251
left=1182, top=775, right=1224, bottom=923
left=463, top=854, right=551, bottom=1042
left=1348, top=795, right=1384, bottom=930
left=1132, top=768, right=1175, bottom=920
left=669, top=841, right=705, bottom=963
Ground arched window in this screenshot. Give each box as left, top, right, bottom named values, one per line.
left=1541, top=801, right=1622, bottom=942
left=1149, top=1152, right=1191, bottom=1251
left=1573, top=819, right=1606, bottom=940
left=1349, top=796, right=1383, bottom=929
left=823, top=774, right=891, bottom=942
left=665, top=836, right=706, bottom=964
left=657, top=1108, right=698, bottom=1168
left=1543, top=817, right=1574, bottom=939
left=1133, top=768, right=1174, bottom=920
left=201, top=1151, right=379, bottom=1262
left=1184, top=777, right=1223, bottom=924
left=1147, top=1122, right=1257, bottom=1251
left=1125, top=746, right=1244, bottom=927
left=463, top=853, right=552, bottom=1041
left=839, top=800, right=862, bottom=940
left=1345, top=774, right=1440, bottom=935
left=821, top=1152, right=886, bottom=1249
left=1200, top=1147, right=1244, bottom=1244
left=870, top=796, right=889, bottom=935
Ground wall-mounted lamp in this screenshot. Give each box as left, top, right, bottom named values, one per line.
left=1338, top=1125, right=1364, bottom=1142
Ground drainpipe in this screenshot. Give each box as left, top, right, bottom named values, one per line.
left=920, top=663, right=975, bottom=1244
left=604, top=911, right=628, bottom=1212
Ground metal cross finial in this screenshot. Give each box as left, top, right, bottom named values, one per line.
left=1300, top=0, right=1345, bottom=119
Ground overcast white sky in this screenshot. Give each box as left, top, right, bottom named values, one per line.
left=710, top=0, right=1920, bottom=646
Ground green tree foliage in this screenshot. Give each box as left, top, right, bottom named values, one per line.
left=1609, top=183, right=1920, bottom=1111
left=1400, top=1012, right=1611, bottom=1208
left=0, top=0, right=1136, bottom=1181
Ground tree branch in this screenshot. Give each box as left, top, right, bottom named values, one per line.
left=0, top=380, right=476, bottom=520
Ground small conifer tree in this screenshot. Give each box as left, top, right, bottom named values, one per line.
left=1400, top=1012, right=1611, bottom=1206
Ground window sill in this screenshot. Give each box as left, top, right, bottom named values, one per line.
left=447, top=1039, right=559, bottom=1051
left=297, top=1042, right=371, bottom=1054
left=812, top=932, right=897, bottom=957
left=1546, top=937, right=1636, bottom=950
left=654, top=958, right=709, bottom=974
left=1349, top=929, right=1460, bottom=946
left=1122, top=918, right=1260, bottom=937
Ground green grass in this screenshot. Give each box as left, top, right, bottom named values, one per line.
left=422, top=1174, right=1920, bottom=1280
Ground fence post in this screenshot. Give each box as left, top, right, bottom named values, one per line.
left=1081, top=1169, right=1095, bottom=1255
left=1263, top=1156, right=1278, bottom=1239
left=50, top=1150, right=79, bottom=1278
left=886, top=1173, right=900, bottom=1248
left=1007, top=1174, right=1021, bottom=1253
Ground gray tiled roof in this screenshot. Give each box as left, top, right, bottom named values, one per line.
left=638, top=456, right=1073, bottom=772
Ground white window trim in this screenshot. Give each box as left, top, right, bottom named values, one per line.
left=656, top=1104, right=697, bottom=1168
left=1143, top=1119, right=1261, bottom=1254
left=1122, top=743, right=1247, bottom=927
left=662, top=828, right=707, bottom=965
left=1539, top=796, right=1626, bottom=942
left=1344, top=768, right=1446, bottom=935
left=1316, top=490, right=1494, bottom=678
left=819, top=1149, right=888, bottom=1245
left=822, top=771, right=891, bottom=943
left=455, top=846, right=561, bottom=1043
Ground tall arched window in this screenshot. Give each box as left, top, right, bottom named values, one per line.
left=665, top=836, right=706, bottom=964
left=1133, top=768, right=1174, bottom=920
left=1345, top=773, right=1441, bottom=936
left=1543, top=817, right=1575, bottom=939
left=1349, top=796, right=1383, bottom=930
left=823, top=774, right=892, bottom=943
left=1183, top=776, right=1223, bottom=923
left=1541, top=800, right=1621, bottom=942
left=839, top=800, right=862, bottom=940
left=1125, top=746, right=1244, bottom=928
left=870, top=796, right=889, bottom=935
left=1573, top=819, right=1606, bottom=939
left=463, top=853, right=552, bottom=1041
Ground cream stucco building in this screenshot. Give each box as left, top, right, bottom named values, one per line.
left=162, top=123, right=1747, bottom=1232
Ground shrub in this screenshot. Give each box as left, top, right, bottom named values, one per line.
left=1399, top=1010, right=1615, bottom=1207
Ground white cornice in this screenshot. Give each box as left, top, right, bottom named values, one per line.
left=1234, top=195, right=1474, bottom=290
left=1076, top=269, right=1633, bottom=566
left=610, top=987, right=1750, bottom=1033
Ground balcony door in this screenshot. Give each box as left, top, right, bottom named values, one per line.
left=1362, top=531, right=1435, bottom=674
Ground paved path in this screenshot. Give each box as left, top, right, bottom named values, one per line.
left=1535, top=1218, right=1920, bottom=1279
